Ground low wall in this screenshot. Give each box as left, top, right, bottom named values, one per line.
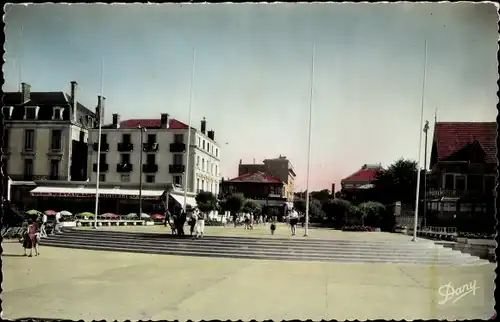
left=76, top=219, right=148, bottom=227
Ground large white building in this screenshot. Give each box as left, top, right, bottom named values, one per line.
left=88, top=113, right=221, bottom=196
left=2, top=81, right=97, bottom=184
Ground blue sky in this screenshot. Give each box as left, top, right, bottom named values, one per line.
left=4, top=3, right=498, bottom=191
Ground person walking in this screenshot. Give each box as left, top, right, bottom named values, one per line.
left=54, top=212, right=62, bottom=234
left=23, top=220, right=39, bottom=257
left=289, top=208, right=299, bottom=236
left=177, top=209, right=186, bottom=237
left=40, top=213, right=48, bottom=237
left=195, top=210, right=206, bottom=239
left=189, top=210, right=197, bottom=237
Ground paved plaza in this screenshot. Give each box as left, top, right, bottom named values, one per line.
left=2, top=226, right=496, bottom=320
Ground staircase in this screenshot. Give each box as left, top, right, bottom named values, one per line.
left=39, top=229, right=489, bottom=266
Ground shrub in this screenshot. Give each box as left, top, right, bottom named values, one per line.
left=205, top=219, right=225, bottom=227
left=341, top=225, right=374, bottom=232
left=457, top=232, right=495, bottom=239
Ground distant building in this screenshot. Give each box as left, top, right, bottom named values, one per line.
left=425, top=122, right=496, bottom=226
left=219, top=171, right=289, bottom=216
left=340, top=164, right=382, bottom=190
left=238, top=155, right=296, bottom=201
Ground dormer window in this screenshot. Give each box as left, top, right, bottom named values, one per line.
left=2, top=106, right=13, bottom=119
left=86, top=115, right=93, bottom=128
left=24, top=106, right=39, bottom=120
left=52, top=107, right=63, bottom=120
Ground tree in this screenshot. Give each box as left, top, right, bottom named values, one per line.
left=372, top=158, right=420, bottom=205
left=242, top=200, right=262, bottom=215
left=195, top=191, right=218, bottom=214
left=310, top=189, right=331, bottom=205
left=358, top=201, right=386, bottom=227
left=224, top=193, right=246, bottom=218
left=322, top=198, right=355, bottom=228
left=293, top=198, right=324, bottom=222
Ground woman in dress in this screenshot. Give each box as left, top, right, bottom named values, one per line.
left=23, top=220, right=39, bottom=257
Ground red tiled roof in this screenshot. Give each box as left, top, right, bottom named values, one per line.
left=341, top=169, right=379, bottom=183
left=228, top=172, right=282, bottom=183
left=434, top=122, right=497, bottom=163
left=119, top=119, right=189, bottom=129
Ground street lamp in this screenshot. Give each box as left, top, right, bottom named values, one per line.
left=423, top=120, right=430, bottom=227
left=138, top=124, right=147, bottom=218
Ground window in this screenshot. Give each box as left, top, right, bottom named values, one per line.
left=50, top=159, right=60, bottom=178
left=210, top=163, right=213, bottom=174
left=198, top=137, right=201, bottom=147
left=25, top=107, right=37, bottom=120
left=207, top=142, right=210, bottom=152
left=197, top=178, right=200, bottom=191
left=52, top=107, right=63, bottom=120
left=174, top=175, right=182, bottom=186
left=467, top=175, right=483, bottom=191
left=147, top=134, right=156, bottom=143
left=101, top=133, right=107, bottom=143
left=99, top=174, right=106, bottom=182
left=202, top=158, right=205, bottom=171
left=202, top=180, right=205, bottom=191
left=121, top=153, right=130, bottom=164
left=122, top=133, right=131, bottom=143
left=51, top=130, right=62, bottom=150
left=24, top=129, right=35, bottom=151
left=99, top=153, right=107, bottom=164
left=121, top=174, right=130, bottom=182
left=2, top=106, right=12, bottom=119
left=444, top=174, right=454, bottom=190
left=23, top=158, right=33, bottom=176
left=216, top=148, right=218, bottom=158
left=202, top=140, right=205, bottom=150
left=455, top=175, right=466, bottom=191
left=197, top=156, right=200, bottom=166
left=146, top=175, right=155, bottom=183
left=174, top=154, right=183, bottom=165
left=215, top=165, right=218, bottom=176
left=79, top=131, right=85, bottom=142
left=174, top=134, right=184, bottom=143
left=147, top=154, right=156, bottom=164
left=484, top=176, right=496, bottom=194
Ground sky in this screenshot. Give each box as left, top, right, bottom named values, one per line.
left=4, top=3, right=499, bottom=191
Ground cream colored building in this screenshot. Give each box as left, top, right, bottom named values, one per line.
left=2, top=81, right=96, bottom=183
left=88, top=115, right=221, bottom=195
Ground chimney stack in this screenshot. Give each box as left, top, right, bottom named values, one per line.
left=160, top=113, right=170, bottom=129
left=201, top=117, right=206, bottom=134
left=207, top=130, right=215, bottom=140
left=95, top=95, right=106, bottom=127
left=331, top=183, right=336, bottom=195
left=112, top=113, right=120, bottom=128
left=21, top=82, right=31, bottom=103
left=70, top=81, right=78, bottom=122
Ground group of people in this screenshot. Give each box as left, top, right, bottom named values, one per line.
left=20, top=211, right=63, bottom=257
left=164, top=205, right=207, bottom=239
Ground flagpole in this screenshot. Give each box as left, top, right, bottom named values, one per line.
left=183, top=48, right=196, bottom=211
left=94, top=56, right=104, bottom=229
left=19, top=25, right=23, bottom=91
left=304, top=44, right=316, bottom=237
left=412, top=40, right=428, bottom=242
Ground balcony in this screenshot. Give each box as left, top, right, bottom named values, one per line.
left=143, top=163, right=159, bottom=173
left=143, top=142, right=159, bottom=152
left=93, top=142, right=110, bottom=152
left=117, top=142, right=134, bottom=152
left=93, top=163, right=109, bottom=172
left=170, top=143, right=186, bottom=153
left=116, top=163, right=133, bottom=173
left=169, top=164, right=185, bottom=174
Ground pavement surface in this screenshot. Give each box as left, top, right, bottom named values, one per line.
left=2, top=235, right=495, bottom=321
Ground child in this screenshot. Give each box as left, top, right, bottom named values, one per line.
left=270, top=218, right=276, bottom=235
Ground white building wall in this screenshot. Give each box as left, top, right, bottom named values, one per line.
left=88, top=127, right=221, bottom=194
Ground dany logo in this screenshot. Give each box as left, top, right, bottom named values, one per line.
left=438, top=280, right=480, bottom=305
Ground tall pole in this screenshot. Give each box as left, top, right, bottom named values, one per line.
left=304, top=44, right=316, bottom=237
left=412, top=40, right=428, bottom=242
left=183, top=48, right=196, bottom=211
left=139, top=126, right=144, bottom=218
left=18, top=25, right=23, bottom=92
left=94, top=56, right=104, bottom=229
left=423, top=120, right=429, bottom=227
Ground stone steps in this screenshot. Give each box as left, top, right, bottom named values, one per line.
left=38, top=229, right=488, bottom=266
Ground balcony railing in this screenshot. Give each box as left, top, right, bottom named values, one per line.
left=93, top=163, right=109, bottom=172
left=93, top=142, right=110, bottom=152
left=143, top=142, right=159, bottom=152
left=117, top=142, right=134, bottom=152
left=169, top=143, right=186, bottom=153
left=116, top=163, right=133, bottom=173
left=169, top=164, right=185, bottom=174
left=143, top=164, right=159, bottom=173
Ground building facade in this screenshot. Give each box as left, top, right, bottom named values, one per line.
left=340, top=164, right=382, bottom=190
left=424, top=122, right=496, bottom=232
left=88, top=115, right=221, bottom=196
left=238, top=155, right=296, bottom=201
left=2, top=81, right=96, bottom=185
left=219, top=172, right=288, bottom=216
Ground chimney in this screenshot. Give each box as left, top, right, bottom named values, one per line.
left=95, top=95, right=105, bottom=127
left=112, top=113, right=120, bottom=128
left=201, top=117, right=206, bottom=134
left=70, top=81, right=78, bottom=122
left=331, top=183, right=335, bottom=195
left=160, top=113, right=170, bottom=129
left=207, top=130, right=214, bottom=140
left=21, top=82, right=31, bottom=103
